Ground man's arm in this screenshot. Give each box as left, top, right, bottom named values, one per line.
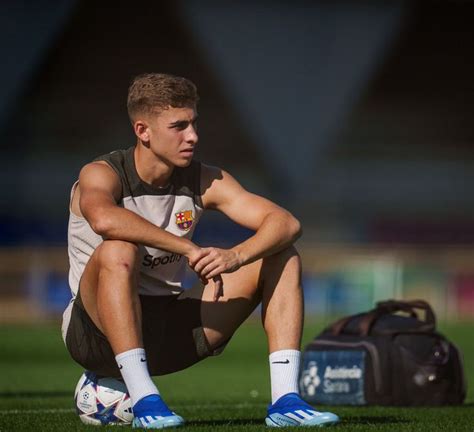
left=79, top=162, right=200, bottom=259
left=190, top=164, right=301, bottom=279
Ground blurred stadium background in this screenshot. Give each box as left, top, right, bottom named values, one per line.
left=1, top=0, right=474, bottom=325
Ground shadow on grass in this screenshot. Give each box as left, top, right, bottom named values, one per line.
left=0, top=391, right=71, bottom=398
left=188, top=415, right=413, bottom=427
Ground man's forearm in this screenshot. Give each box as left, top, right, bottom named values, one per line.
left=90, top=205, right=196, bottom=257
left=232, top=211, right=301, bottom=266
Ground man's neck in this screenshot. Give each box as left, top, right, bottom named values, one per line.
left=134, top=144, right=174, bottom=188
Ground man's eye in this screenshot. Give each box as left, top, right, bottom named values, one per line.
left=171, top=122, right=187, bottom=130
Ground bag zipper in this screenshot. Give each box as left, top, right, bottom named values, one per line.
left=309, top=339, right=382, bottom=394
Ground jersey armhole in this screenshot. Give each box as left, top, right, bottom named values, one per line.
left=69, top=181, right=81, bottom=217
left=195, top=161, right=204, bottom=209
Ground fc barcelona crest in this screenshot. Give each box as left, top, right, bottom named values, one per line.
left=175, top=210, right=194, bottom=231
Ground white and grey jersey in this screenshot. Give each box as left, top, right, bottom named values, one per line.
left=67, top=146, right=203, bottom=297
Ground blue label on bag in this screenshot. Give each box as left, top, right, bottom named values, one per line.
left=299, top=350, right=366, bottom=405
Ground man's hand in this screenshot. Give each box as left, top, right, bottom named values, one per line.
left=211, top=274, right=224, bottom=302
left=185, top=247, right=226, bottom=301
left=189, top=247, right=243, bottom=280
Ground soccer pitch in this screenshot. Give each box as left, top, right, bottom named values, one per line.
left=0, top=321, right=473, bottom=431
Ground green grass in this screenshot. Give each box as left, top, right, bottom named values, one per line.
left=0, top=320, right=473, bottom=431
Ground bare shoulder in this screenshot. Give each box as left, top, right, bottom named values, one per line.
left=71, top=162, right=120, bottom=217
left=80, top=160, right=117, bottom=179
left=80, top=161, right=119, bottom=187
left=78, top=161, right=122, bottom=202
left=200, top=163, right=291, bottom=231
left=200, top=163, right=245, bottom=210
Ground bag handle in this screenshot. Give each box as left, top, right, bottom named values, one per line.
left=329, top=314, right=357, bottom=336
left=329, top=299, right=436, bottom=336
left=359, top=299, right=436, bottom=336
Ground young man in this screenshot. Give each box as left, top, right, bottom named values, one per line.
left=61, top=73, right=339, bottom=429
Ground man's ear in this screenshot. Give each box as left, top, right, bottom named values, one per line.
left=134, top=120, right=150, bottom=142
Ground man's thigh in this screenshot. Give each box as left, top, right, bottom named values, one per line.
left=185, top=259, right=264, bottom=351
left=64, top=287, right=218, bottom=377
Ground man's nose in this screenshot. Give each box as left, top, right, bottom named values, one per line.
left=186, top=126, right=198, bottom=143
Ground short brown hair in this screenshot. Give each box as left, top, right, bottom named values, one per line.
left=127, top=73, right=199, bottom=122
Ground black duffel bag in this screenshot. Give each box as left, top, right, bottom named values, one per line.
left=299, top=299, right=466, bottom=406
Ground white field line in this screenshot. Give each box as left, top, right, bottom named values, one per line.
left=0, top=408, right=74, bottom=415
left=0, top=403, right=268, bottom=415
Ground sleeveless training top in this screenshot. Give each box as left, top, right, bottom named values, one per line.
left=67, top=146, right=203, bottom=297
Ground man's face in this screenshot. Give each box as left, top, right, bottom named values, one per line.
left=142, top=106, right=198, bottom=168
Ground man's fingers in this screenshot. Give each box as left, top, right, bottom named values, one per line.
left=213, top=285, right=222, bottom=301
left=200, top=262, right=221, bottom=279
left=193, top=253, right=214, bottom=274
left=188, top=248, right=211, bottom=268
left=212, top=275, right=224, bottom=301
left=206, top=267, right=224, bottom=279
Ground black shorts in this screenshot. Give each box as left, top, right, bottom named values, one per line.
left=64, top=285, right=225, bottom=377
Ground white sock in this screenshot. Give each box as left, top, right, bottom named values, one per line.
left=269, top=349, right=301, bottom=404
left=115, top=348, right=159, bottom=406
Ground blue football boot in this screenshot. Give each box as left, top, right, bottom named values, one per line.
left=132, top=394, right=184, bottom=429
left=265, top=393, right=339, bottom=427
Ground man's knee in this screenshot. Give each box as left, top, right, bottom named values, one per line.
left=264, top=245, right=301, bottom=272
left=95, top=240, right=140, bottom=275
left=258, top=246, right=302, bottom=290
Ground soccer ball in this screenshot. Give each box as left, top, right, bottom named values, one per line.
left=74, top=371, right=133, bottom=425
